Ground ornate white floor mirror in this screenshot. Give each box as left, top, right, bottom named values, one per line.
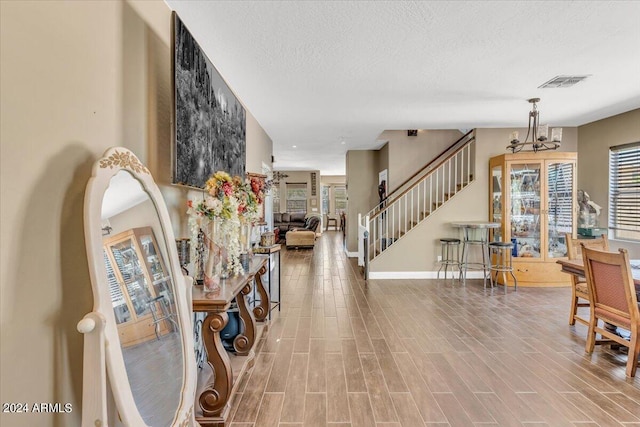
left=77, top=147, right=199, bottom=426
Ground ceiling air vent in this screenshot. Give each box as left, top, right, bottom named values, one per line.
left=539, top=75, right=590, bottom=89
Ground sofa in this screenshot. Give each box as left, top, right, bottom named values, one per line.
left=285, top=215, right=321, bottom=248
left=273, top=212, right=307, bottom=239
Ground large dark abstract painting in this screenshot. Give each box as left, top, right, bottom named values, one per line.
left=173, top=13, right=246, bottom=188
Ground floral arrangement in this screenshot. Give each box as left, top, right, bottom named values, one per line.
left=187, top=171, right=267, bottom=278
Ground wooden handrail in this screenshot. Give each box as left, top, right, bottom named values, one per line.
left=370, top=132, right=474, bottom=221
left=386, top=130, right=474, bottom=198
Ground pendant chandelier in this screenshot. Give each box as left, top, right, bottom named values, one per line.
left=507, top=98, right=562, bottom=153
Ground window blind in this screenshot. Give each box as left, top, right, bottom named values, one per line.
left=548, top=162, right=573, bottom=234
left=334, top=185, right=347, bottom=213
left=286, top=183, right=307, bottom=213
left=105, top=250, right=126, bottom=307
left=609, top=142, right=640, bottom=241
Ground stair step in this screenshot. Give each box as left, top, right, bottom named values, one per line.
left=456, top=177, right=474, bottom=189
left=369, top=237, right=398, bottom=256
left=370, top=173, right=474, bottom=259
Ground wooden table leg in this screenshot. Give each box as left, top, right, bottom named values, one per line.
left=234, top=282, right=256, bottom=356
left=253, top=264, right=270, bottom=322
left=199, top=312, right=232, bottom=417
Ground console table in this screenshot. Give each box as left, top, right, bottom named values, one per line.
left=192, top=256, right=269, bottom=426
left=253, top=244, right=282, bottom=319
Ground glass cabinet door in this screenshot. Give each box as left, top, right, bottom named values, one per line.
left=104, top=250, right=132, bottom=325
left=490, top=165, right=503, bottom=242
left=547, top=162, right=574, bottom=258
left=110, top=238, right=153, bottom=319
left=510, top=163, right=541, bottom=258
left=138, top=232, right=173, bottom=305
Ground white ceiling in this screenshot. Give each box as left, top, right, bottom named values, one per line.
left=102, top=170, right=148, bottom=220
left=165, top=1, right=640, bottom=175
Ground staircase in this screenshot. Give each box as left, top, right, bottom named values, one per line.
left=358, top=131, right=476, bottom=269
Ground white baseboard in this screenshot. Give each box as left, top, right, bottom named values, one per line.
left=345, top=249, right=358, bottom=258
left=368, top=270, right=487, bottom=280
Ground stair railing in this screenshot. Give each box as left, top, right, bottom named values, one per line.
left=365, top=130, right=475, bottom=220
left=362, top=136, right=476, bottom=267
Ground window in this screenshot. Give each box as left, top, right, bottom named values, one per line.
left=321, top=184, right=347, bottom=215
left=609, top=142, right=640, bottom=241
left=286, top=183, right=307, bottom=214
left=321, top=185, right=329, bottom=215
left=334, top=185, right=347, bottom=213
left=272, top=185, right=280, bottom=213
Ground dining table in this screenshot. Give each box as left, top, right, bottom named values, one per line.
left=556, top=258, right=640, bottom=286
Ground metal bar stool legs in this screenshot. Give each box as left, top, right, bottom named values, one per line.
left=437, top=238, right=461, bottom=280
left=488, top=241, right=518, bottom=293
left=460, top=228, right=490, bottom=287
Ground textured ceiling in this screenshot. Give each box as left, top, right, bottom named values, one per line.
left=165, top=1, right=640, bottom=175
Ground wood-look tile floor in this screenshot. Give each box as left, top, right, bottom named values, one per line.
left=231, top=232, right=640, bottom=427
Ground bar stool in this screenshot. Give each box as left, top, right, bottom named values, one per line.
left=459, top=227, right=490, bottom=287
left=326, top=215, right=338, bottom=231
left=437, top=238, right=461, bottom=280
left=147, top=295, right=179, bottom=340
left=488, top=241, right=518, bottom=293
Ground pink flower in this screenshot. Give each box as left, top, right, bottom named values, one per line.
left=222, top=182, right=233, bottom=196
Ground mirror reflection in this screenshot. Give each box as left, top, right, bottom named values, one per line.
left=101, top=170, right=184, bottom=426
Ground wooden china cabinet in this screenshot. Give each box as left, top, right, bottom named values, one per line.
left=103, top=226, right=175, bottom=347
left=489, top=152, right=577, bottom=287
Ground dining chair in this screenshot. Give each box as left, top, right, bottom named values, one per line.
left=582, top=246, right=640, bottom=377
left=565, top=233, right=609, bottom=326
left=325, top=214, right=338, bottom=231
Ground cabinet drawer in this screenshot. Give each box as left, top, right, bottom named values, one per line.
left=492, top=260, right=571, bottom=287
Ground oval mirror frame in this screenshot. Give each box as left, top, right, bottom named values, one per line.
left=80, top=147, right=197, bottom=426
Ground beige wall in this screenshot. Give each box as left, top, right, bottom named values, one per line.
left=274, top=170, right=321, bottom=215
left=345, top=130, right=464, bottom=255
left=346, top=150, right=379, bottom=252
left=578, top=109, right=640, bottom=256
left=371, top=126, right=578, bottom=272
left=377, top=142, right=389, bottom=182
left=381, top=129, right=463, bottom=192
left=0, top=1, right=271, bottom=425
left=320, top=175, right=346, bottom=185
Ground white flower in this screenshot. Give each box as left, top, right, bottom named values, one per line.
left=204, top=196, right=223, bottom=216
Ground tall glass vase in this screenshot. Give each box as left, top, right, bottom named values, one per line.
left=239, top=222, right=253, bottom=272
left=202, top=218, right=222, bottom=294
